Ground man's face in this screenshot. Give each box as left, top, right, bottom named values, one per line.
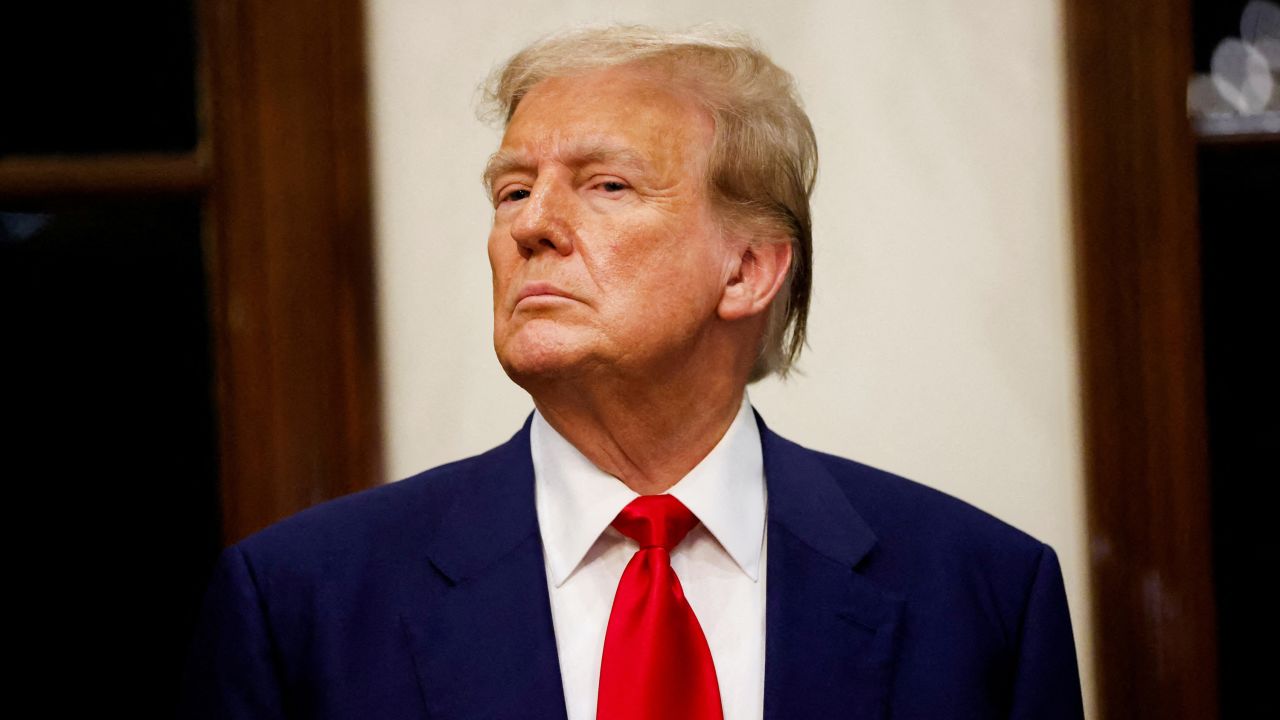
left=486, top=64, right=732, bottom=384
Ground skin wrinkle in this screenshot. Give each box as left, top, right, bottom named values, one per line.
left=487, top=63, right=791, bottom=494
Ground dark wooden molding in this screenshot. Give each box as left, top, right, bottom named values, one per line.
left=1063, top=1, right=1219, bottom=718
left=200, top=0, right=383, bottom=543
left=0, top=153, right=206, bottom=197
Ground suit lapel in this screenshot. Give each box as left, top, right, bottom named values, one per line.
left=759, top=414, right=905, bottom=720
left=400, top=417, right=569, bottom=719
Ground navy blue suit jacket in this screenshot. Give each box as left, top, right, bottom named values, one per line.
left=180, top=412, right=1085, bottom=719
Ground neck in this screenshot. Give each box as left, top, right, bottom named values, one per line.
left=531, top=369, right=747, bottom=496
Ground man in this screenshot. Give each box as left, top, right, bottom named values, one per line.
left=181, top=25, right=1084, bottom=720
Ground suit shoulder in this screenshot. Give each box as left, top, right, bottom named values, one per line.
left=231, top=434, right=521, bottom=570
left=793, top=444, right=1059, bottom=646
left=803, top=444, right=1049, bottom=561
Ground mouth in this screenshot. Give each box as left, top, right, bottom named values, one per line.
left=515, top=282, right=575, bottom=308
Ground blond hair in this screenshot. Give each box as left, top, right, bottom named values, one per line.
left=481, top=24, right=816, bottom=381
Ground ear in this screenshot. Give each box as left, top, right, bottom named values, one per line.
left=717, top=238, right=793, bottom=322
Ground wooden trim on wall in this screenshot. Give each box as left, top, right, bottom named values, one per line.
left=0, top=153, right=206, bottom=196
left=1063, top=1, right=1219, bottom=718
left=201, top=0, right=383, bottom=543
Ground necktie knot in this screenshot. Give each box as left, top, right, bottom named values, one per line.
left=611, top=494, right=699, bottom=551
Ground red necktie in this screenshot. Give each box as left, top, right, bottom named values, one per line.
left=597, top=494, right=724, bottom=720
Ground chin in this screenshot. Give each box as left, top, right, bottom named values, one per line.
left=494, top=325, right=597, bottom=386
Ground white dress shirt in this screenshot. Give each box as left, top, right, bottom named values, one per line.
left=532, top=393, right=768, bottom=720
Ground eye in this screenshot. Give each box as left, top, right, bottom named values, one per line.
left=498, top=188, right=530, bottom=204
left=596, top=180, right=629, bottom=194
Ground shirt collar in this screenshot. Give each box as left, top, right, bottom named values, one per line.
left=532, top=393, right=766, bottom=588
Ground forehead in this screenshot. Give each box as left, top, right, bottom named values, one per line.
left=491, top=65, right=715, bottom=180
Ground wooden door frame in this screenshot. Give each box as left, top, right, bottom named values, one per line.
left=200, top=0, right=383, bottom=543
left=1063, top=1, right=1219, bottom=717
left=0, top=0, right=382, bottom=544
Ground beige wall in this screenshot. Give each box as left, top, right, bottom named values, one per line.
left=365, top=1, right=1093, bottom=716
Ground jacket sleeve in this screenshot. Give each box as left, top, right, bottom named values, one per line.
left=178, top=544, right=288, bottom=719
left=1007, top=544, right=1086, bottom=720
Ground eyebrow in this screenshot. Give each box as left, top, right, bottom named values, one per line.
left=481, top=144, right=653, bottom=197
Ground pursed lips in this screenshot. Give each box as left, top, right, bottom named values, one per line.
left=515, top=282, right=576, bottom=308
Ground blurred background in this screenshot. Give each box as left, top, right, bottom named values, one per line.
left=1, top=1, right=1274, bottom=717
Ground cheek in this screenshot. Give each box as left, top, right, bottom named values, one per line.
left=486, top=223, right=505, bottom=261
left=487, top=235, right=520, bottom=324
left=599, top=224, right=726, bottom=322
left=487, top=228, right=515, bottom=280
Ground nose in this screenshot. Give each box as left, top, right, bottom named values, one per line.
left=509, top=176, right=575, bottom=258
